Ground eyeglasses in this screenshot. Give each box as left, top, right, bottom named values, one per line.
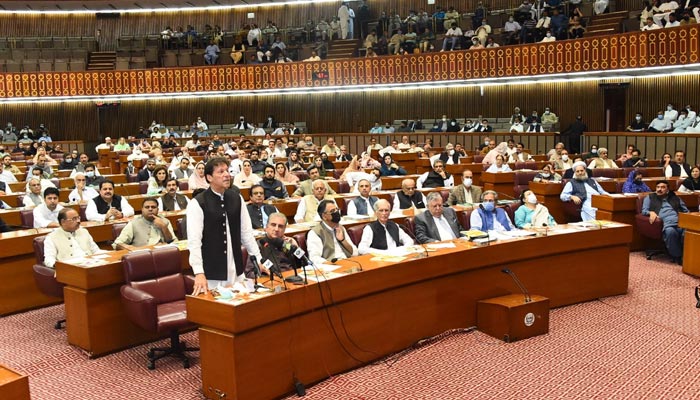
left=68, top=217, right=81, bottom=222
left=252, top=191, right=264, bottom=195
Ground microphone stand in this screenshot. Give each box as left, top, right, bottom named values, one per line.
left=501, top=268, right=531, bottom=303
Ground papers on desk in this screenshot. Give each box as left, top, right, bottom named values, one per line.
left=500, top=229, right=537, bottom=238
left=62, top=257, right=108, bottom=267
left=426, top=242, right=456, bottom=249
left=300, top=263, right=341, bottom=273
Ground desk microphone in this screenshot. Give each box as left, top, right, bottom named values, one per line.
left=400, top=221, right=429, bottom=257
left=501, top=268, right=531, bottom=303
left=249, top=255, right=261, bottom=278
left=262, top=242, right=285, bottom=281
left=282, top=242, right=309, bottom=284
left=331, top=257, right=363, bottom=272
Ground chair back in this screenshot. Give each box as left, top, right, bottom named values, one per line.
left=337, top=180, right=350, bottom=194
left=32, top=236, right=65, bottom=299
left=403, top=217, right=415, bottom=237
left=20, top=209, right=34, bottom=228
left=292, top=170, right=309, bottom=181
left=138, top=181, right=149, bottom=194
left=514, top=161, right=537, bottom=170
left=473, top=154, right=485, bottom=163
left=33, top=235, right=47, bottom=264
left=127, top=173, right=139, bottom=183
left=122, top=247, right=185, bottom=305
left=592, top=168, right=619, bottom=179
left=294, top=232, right=307, bottom=253
left=79, top=204, right=87, bottom=221
left=346, top=223, right=367, bottom=246
left=112, top=222, right=127, bottom=240
left=178, top=181, right=189, bottom=191
left=458, top=210, right=472, bottom=231
left=176, top=217, right=187, bottom=240
left=513, top=170, right=539, bottom=198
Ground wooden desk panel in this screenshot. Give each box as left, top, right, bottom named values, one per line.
left=482, top=171, right=517, bottom=199
left=529, top=181, right=565, bottom=223
left=0, top=364, right=30, bottom=400
left=679, top=212, right=700, bottom=277
left=188, top=225, right=632, bottom=400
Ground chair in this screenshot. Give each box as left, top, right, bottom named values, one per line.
left=634, top=194, right=665, bottom=259
left=514, top=161, right=537, bottom=170
left=292, top=170, right=309, bottom=181
left=20, top=209, right=34, bottom=228
left=161, top=51, right=177, bottom=67
left=513, top=170, right=539, bottom=198
left=176, top=218, right=186, bottom=240
left=592, top=168, right=620, bottom=179
left=293, top=232, right=307, bottom=253
left=347, top=223, right=367, bottom=246
left=120, top=247, right=198, bottom=369
left=337, top=180, right=350, bottom=194
left=473, top=154, right=485, bottom=163
left=176, top=52, right=192, bottom=67
left=139, top=181, right=149, bottom=194
left=53, top=59, right=68, bottom=72
left=112, top=222, right=127, bottom=241
left=458, top=210, right=472, bottom=231
left=403, top=217, right=415, bottom=238
left=31, top=236, right=66, bottom=329
left=178, top=181, right=189, bottom=191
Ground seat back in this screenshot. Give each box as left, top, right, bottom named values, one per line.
left=514, top=161, right=537, bottom=170
left=403, top=217, right=415, bottom=237
left=473, top=154, right=485, bottom=163
left=176, top=217, right=187, bottom=240
left=337, top=180, right=350, bottom=194
left=139, top=181, right=148, bottom=194
left=127, top=173, right=139, bottom=183
left=79, top=204, right=87, bottom=221
left=112, top=222, right=127, bottom=240
left=33, top=235, right=47, bottom=264
left=122, top=247, right=185, bottom=305
left=20, top=209, right=34, bottom=228
left=178, top=181, right=189, bottom=191
left=32, top=236, right=65, bottom=299
left=292, top=170, right=309, bottom=181
left=635, top=193, right=663, bottom=240
left=346, top=223, right=367, bottom=246
left=458, top=210, right=472, bottom=231
left=294, top=232, right=307, bottom=253
left=592, top=168, right=619, bottom=179
left=513, top=170, right=539, bottom=198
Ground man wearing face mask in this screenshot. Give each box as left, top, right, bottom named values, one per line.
left=383, top=122, right=395, bottom=134
left=503, top=15, right=521, bottom=45
left=478, top=136, right=492, bottom=151
left=560, top=162, right=609, bottom=221
left=260, top=165, right=288, bottom=199
left=233, top=116, right=251, bottom=130
left=448, top=170, right=482, bottom=205
left=525, top=110, right=541, bottom=124
left=70, top=153, right=102, bottom=178
left=626, top=112, right=647, bottom=132
left=437, top=143, right=460, bottom=165
left=301, top=136, right=317, bottom=152
left=307, top=199, right=358, bottom=265
left=541, top=107, right=559, bottom=130
left=83, top=164, right=105, bottom=189
left=471, top=191, right=516, bottom=232
left=622, top=149, right=647, bottom=168
left=244, top=212, right=301, bottom=278
left=648, top=111, right=672, bottom=132
left=672, top=109, right=692, bottom=133
left=446, top=118, right=460, bottom=132
left=664, top=103, right=679, bottom=122
left=687, top=115, right=700, bottom=133
left=59, top=152, right=79, bottom=170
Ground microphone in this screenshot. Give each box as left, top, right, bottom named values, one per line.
left=331, top=257, right=363, bottom=273
left=400, top=221, right=429, bottom=257
left=501, top=268, right=531, bottom=303
left=282, top=241, right=309, bottom=284
left=262, top=242, right=285, bottom=281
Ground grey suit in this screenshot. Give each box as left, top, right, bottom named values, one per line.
left=414, top=207, right=463, bottom=244
left=447, top=185, right=483, bottom=206
left=172, top=167, right=194, bottom=180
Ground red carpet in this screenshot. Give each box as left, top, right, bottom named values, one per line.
left=2, top=252, right=700, bottom=399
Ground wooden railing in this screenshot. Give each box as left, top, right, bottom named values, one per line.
left=0, top=26, right=698, bottom=99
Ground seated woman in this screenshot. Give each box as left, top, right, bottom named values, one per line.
left=485, top=154, right=512, bottom=173
left=146, top=165, right=169, bottom=195
left=359, top=152, right=381, bottom=169
left=514, top=190, right=557, bottom=228
left=188, top=161, right=209, bottom=190
left=380, top=154, right=407, bottom=176
left=313, top=155, right=327, bottom=176
left=275, top=162, right=300, bottom=184
left=678, top=166, right=700, bottom=193
left=286, top=150, right=304, bottom=172
left=232, top=160, right=262, bottom=187
left=533, top=164, right=562, bottom=183
left=622, top=170, right=651, bottom=194
left=482, top=142, right=509, bottom=165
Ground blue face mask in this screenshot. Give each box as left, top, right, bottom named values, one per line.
left=483, top=201, right=495, bottom=211
left=657, top=115, right=664, bottom=120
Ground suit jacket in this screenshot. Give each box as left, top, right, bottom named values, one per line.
left=137, top=168, right=152, bottom=182
left=172, top=167, right=193, bottom=180
left=292, top=179, right=336, bottom=197
left=447, top=185, right=483, bottom=205
left=414, top=207, right=462, bottom=244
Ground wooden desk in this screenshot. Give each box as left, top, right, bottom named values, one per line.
left=187, top=224, right=632, bottom=400
left=481, top=171, right=517, bottom=199
left=529, top=181, right=566, bottom=223
left=679, top=212, right=700, bottom=277
left=380, top=175, right=421, bottom=190
left=0, top=364, right=30, bottom=400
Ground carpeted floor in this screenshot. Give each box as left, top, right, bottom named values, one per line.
left=2, top=252, right=699, bottom=400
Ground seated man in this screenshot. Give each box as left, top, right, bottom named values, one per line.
left=470, top=190, right=516, bottom=232
left=244, top=212, right=303, bottom=278
left=85, top=180, right=135, bottom=222
left=260, top=165, right=289, bottom=199
left=113, top=198, right=176, bottom=250
left=393, top=178, right=427, bottom=212
left=508, top=142, right=533, bottom=163
left=294, top=180, right=336, bottom=223
left=346, top=179, right=379, bottom=218
left=33, top=187, right=63, bottom=228
left=29, top=154, right=54, bottom=179
left=642, top=180, right=689, bottom=264
left=346, top=167, right=382, bottom=193
left=158, top=178, right=190, bottom=211
left=358, top=199, right=415, bottom=254
left=83, top=163, right=106, bottom=189
left=247, top=184, right=279, bottom=229
left=622, top=148, right=647, bottom=168
left=307, top=199, right=358, bottom=265
left=415, top=192, right=463, bottom=243
left=292, top=166, right=336, bottom=197
left=43, top=208, right=101, bottom=269
left=137, top=159, right=157, bottom=182
left=68, top=173, right=99, bottom=204
left=560, top=162, right=609, bottom=221
left=320, top=138, right=341, bottom=156
left=69, top=153, right=101, bottom=178
left=447, top=170, right=482, bottom=205
left=417, top=160, right=454, bottom=189
left=22, top=178, right=45, bottom=208
left=171, top=157, right=194, bottom=180
left=665, top=150, right=692, bottom=179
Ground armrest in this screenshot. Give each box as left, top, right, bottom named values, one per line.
left=183, top=274, right=195, bottom=295
left=120, top=285, right=158, bottom=332
left=634, top=214, right=663, bottom=239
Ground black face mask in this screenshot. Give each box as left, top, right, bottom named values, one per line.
left=330, top=210, right=342, bottom=224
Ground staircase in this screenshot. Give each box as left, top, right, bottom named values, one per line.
left=87, top=51, right=116, bottom=70
left=326, top=39, right=359, bottom=60
left=585, top=10, right=628, bottom=37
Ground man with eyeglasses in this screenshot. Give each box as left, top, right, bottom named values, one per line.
left=358, top=199, right=414, bottom=254
left=470, top=190, right=515, bottom=232
left=307, top=199, right=358, bottom=265
left=294, top=180, right=336, bottom=223
left=68, top=173, right=98, bottom=204
left=33, top=187, right=63, bottom=228
left=415, top=192, right=464, bottom=243
left=417, top=160, right=454, bottom=189
left=43, top=208, right=100, bottom=269
left=392, top=178, right=427, bottom=212
left=247, top=184, right=279, bottom=229
left=113, top=197, right=176, bottom=250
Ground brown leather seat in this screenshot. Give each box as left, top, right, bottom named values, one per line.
left=20, top=209, right=34, bottom=228
left=138, top=181, right=149, bottom=194
left=176, top=217, right=187, bottom=240
left=293, top=232, right=307, bottom=253
left=457, top=210, right=472, bottom=231
left=634, top=194, right=665, bottom=259
left=346, top=223, right=367, bottom=246
left=112, top=222, right=127, bottom=241
left=513, top=170, right=539, bottom=198
left=31, top=236, right=66, bottom=329
left=120, top=247, right=198, bottom=369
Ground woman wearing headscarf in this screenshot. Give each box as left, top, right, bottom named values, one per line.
left=482, top=141, right=509, bottom=165
left=274, top=162, right=300, bottom=184
left=514, top=189, right=557, bottom=228
left=622, top=170, right=651, bottom=194
left=188, top=161, right=209, bottom=190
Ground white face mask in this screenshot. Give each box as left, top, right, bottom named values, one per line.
left=667, top=106, right=673, bottom=111
left=463, top=178, right=472, bottom=187
left=442, top=117, right=447, bottom=122
left=562, top=155, right=569, bottom=161
left=448, top=150, right=455, bottom=156
left=527, top=194, right=538, bottom=204
left=541, top=172, right=550, bottom=178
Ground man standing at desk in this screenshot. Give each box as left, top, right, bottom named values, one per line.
left=642, top=180, right=689, bottom=265
left=85, top=180, right=135, bottom=222
left=43, top=208, right=101, bottom=269
left=113, top=198, right=176, bottom=250
left=33, top=187, right=63, bottom=228
left=358, top=199, right=414, bottom=254
left=187, top=157, right=263, bottom=295
left=158, top=178, right=189, bottom=212
left=414, top=192, right=463, bottom=243
left=307, top=199, right=358, bottom=265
